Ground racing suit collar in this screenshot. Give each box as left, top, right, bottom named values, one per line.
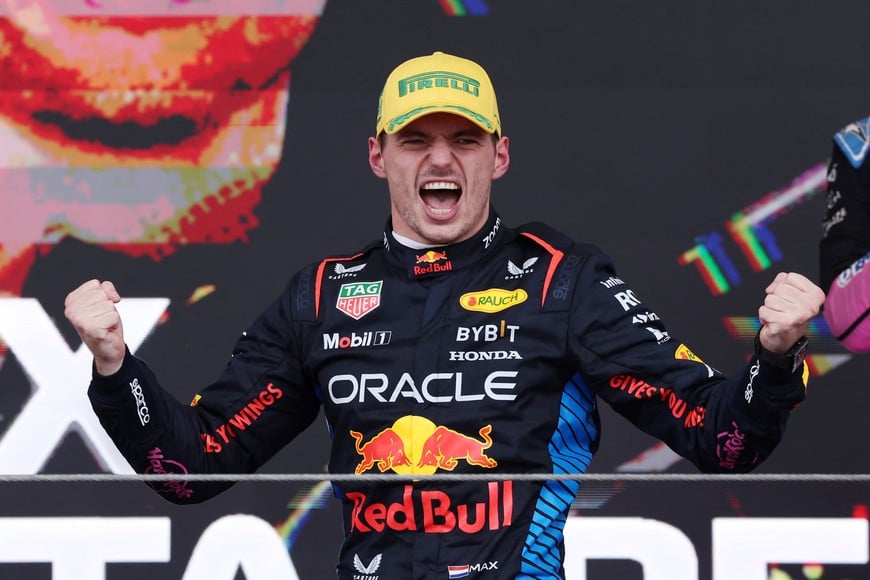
left=384, top=209, right=506, bottom=279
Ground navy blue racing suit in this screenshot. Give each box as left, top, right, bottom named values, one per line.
left=89, top=210, right=807, bottom=579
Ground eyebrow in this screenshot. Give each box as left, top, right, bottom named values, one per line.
left=398, top=128, right=485, bottom=140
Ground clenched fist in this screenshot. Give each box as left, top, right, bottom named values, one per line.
left=64, top=279, right=125, bottom=376
left=758, top=272, right=826, bottom=354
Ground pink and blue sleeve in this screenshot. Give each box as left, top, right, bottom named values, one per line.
left=824, top=253, right=870, bottom=352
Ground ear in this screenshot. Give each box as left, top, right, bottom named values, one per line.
left=368, top=136, right=387, bottom=179
left=492, top=136, right=510, bottom=180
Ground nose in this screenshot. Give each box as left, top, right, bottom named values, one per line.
left=428, top=139, right=454, bottom=167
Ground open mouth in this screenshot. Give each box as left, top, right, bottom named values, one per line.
left=421, top=181, right=462, bottom=217
left=30, top=109, right=199, bottom=149
left=0, top=14, right=314, bottom=151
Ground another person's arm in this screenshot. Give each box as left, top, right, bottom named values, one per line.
left=820, top=119, right=870, bottom=352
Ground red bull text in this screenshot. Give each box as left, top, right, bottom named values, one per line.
left=346, top=481, right=514, bottom=533
left=414, top=250, right=453, bottom=276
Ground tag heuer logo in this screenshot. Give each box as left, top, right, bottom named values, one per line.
left=336, top=281, right=383, bottom=320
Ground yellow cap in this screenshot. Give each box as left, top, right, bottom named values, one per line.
left=376, top=51, right=501, bottom=136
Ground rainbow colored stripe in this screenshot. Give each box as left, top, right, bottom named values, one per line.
left=274, top=480, right=333, bottom=549
left=439, top=0, right=489, bottom=16
left=678, top=232, right=740, bottom=296
left=721, top=316, right=852, bottom=377
left=726, top=163, right=827, bottom=272
left=723, top=315, right=840, bottom=343
left=679, top=163, right=828, bottom=296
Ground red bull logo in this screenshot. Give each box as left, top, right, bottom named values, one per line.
left=346, top=419, right=509, bottom=536
left=350, top=428, right=411, bottom=475
left=416, top=250, right=449, bottom=264
left=346, top=481, right=513, bottom=534
left=417, top=425, right=497, bottom=470
left=414, top=250, right=453, bottom=276
left=350, top=416, right=497, bottom=476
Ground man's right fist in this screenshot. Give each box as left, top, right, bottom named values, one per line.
left=64, top=279, right=125, bottom=376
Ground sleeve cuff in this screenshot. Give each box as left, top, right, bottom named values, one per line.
left=88, top=346, right=137, bottom=402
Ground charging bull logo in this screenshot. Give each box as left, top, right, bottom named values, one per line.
left=351, top=416, right=497, bottom=475
left=416, top=250, right=449, bottom=264
left=418, top=425, right=497, bottom=470
left=350, top=428, right=411, bottom=475
left=414, top=250, right=453, bottom=276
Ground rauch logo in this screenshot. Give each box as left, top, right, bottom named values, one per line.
left=459, top=288, right=527, bottom=313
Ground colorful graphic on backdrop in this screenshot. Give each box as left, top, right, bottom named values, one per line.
left=722, top=316, right=852, bottom=377
left=679, top=163, right=827, bottom=296
left=0, top=0, right=326, bottom=295
left=0, top=0, right=327, bottom=474
left=438, top=0, right=489, bottom=16
left=677, top=162, right=848, bottom=378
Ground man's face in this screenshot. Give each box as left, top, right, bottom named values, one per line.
left=0, top=0, right=323, bottom=288
left=0, top=1, right=317, bottom=137
left=369, top=113, right=510, bottom=246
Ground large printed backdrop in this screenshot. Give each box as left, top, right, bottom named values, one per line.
left=1, top=1, right=869, bottom=578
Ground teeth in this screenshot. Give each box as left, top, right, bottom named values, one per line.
left=422, top=182, right=459, bottom=190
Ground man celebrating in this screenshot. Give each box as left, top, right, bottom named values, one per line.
left=66, top=52, right=825, bottom=579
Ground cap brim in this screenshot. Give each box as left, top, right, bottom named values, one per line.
left=381, top=105, right=498, bottom=136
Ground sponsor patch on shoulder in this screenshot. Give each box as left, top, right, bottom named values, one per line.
left=675, top=343, right=703, bottom=362
left=834, top=117, right=870, bottom=169
left=675, top=343, right=717, bottom=378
